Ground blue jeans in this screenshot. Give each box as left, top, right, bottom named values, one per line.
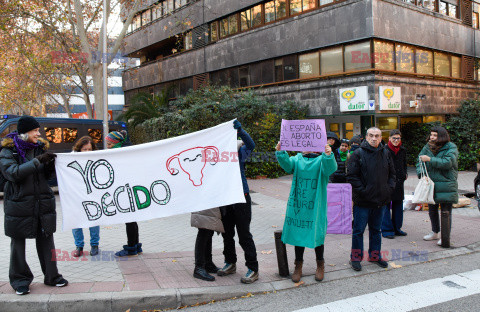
left=351, top=205, right=385, bottom=262
left=72, top=226, right=100, bottom=248
left=381, top=200, right=404, bottom=236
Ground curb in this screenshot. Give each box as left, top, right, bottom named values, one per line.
left=1, top=242, right=479, bottom=312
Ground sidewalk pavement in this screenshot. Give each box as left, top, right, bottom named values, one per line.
left=0, top=169, right=479, bottom=311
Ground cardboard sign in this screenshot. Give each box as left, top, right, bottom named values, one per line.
left=279, top=119, right=327, bottom=152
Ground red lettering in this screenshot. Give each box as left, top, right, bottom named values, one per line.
left=351, top=51, right=361, bottom=63
left=361, top=53, right=370, bottom=64
left=229, top=151, right=238, bottom=162
left=220, top=151, right=229, bottom=162
left=51, top=249, right=62, bottom=261
left=380, top=53, right=389, bottom=64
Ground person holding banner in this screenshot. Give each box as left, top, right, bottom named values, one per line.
left=217, top=120, right=259, bottom=284
left=71, top=136, right=100, bottom=257
left=107, top=130, right=143, bottom=257
left=275, top=142, right=337, bottom=283
left=0, top=116, right=68, bottom=295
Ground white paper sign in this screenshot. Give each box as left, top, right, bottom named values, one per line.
left=56, top=120, right=246, bottom=230
left=339, top=86, right=369, bottom=112
left=379, top=86, right=401, bottom=110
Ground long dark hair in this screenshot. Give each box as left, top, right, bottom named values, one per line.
left=427, top=126, right=450, bottom=155
left=72, top=136, right=98, bottom=152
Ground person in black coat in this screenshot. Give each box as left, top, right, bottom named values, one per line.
left=346, top=127, right=396, bottom=272
left=330, top=138, right=350, bottom=183
left=326, top=132, right=342, bottom=183
left=381, top=130, right=408, bottom=239
left=0, top=116, right=68, bottom=295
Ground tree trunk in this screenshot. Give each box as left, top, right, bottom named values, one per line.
left=92, top=64, right=104, bottom=120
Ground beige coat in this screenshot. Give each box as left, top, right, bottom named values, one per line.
left=191, top=208, right=224, bottom=233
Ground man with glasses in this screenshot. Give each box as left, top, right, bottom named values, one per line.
left=346, top=127, right=396, bottom=272
left=382, top=130, right=408, bottom=239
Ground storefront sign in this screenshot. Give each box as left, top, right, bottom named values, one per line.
left=339, top=86, right=368, bottom=112
left=379, top=86, right=401, bottom=110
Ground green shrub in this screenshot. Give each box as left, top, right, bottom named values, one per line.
left=401, top=98, right=480, bottom=171
left=130, top=85, right=309, bottom=178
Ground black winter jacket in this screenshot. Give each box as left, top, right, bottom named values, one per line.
left=0, top=137, right=56, bottom=239
left=386, top=145, right=407, bottom=201
left=330, top=149, right=347, bottom=183
left=346, top=141, right=396, bottom=208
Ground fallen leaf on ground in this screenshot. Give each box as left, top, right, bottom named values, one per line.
left=271, top=225, right=278, bottom=228
left=390, top=262, right=402, bottom=269
left=261, top=250, right=273, bottom=254
left=328, top=264, right=336, bottom=267
left=172, top=259, right=177, bottom=262
left=294, top=281, right=305, bottom=287
left=241, top=293, right=254, bottom=298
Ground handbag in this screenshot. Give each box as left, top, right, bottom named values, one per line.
left=412, top=158, right=435, bottom=204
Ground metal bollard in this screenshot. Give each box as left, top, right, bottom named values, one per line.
left=440, top=210, right=451, bottom=248
left=274, top=230, right=289, bottom=277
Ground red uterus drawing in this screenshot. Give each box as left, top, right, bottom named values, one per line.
left=166, top=146, right=219, bottom=186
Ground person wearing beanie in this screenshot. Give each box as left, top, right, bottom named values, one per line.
left=0, top=116, right=68, bottom=295
left=106, top=130, right=143, bottom=257
left=349, top=135, right=362, bottom=153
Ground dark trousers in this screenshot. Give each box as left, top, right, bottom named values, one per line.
left=194, top=229, right=214, bottom=267
left=381, top=200, right=404, bottom=236
left=428, top=203, right=453, bottom=233
left=126, top=222, right=139, bottom=247
left=351, top=205, right=386, bottom=262
left=10, top=231, right=62, bottom=289
left=294, top=245, right=324, bottom=261
left=221, top=193, right=258, bottom=272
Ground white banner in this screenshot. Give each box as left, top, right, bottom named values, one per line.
left=56, top=120, right=245, bottom=231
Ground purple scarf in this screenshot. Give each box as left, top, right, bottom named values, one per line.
left=5, top=132, right=39, bottom=161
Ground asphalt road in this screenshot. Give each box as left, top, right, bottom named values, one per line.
left=181, top=250, right=480, bottom=312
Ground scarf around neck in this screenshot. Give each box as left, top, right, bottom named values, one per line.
left=338, top=149, right=348, bottom=161
left=5, top=132, right=39, bottom=161
left=388, top=141, right=401, bottom=155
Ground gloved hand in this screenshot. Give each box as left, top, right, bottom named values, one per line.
left=36, top=152, right=57, bottom=164
left=233, top=120, right=242, bottom=130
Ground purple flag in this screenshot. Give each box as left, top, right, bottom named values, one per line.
left=280, top=119, right=327, bottom=152
left=327, top=183, right=352, bottom=234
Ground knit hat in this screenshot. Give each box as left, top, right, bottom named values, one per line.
left=17, top=116, right=40, bottom=134
left=106, top=130, right=127, bottom=144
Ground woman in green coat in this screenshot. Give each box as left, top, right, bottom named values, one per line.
left=275, top=142, right=337, bottom=283
left=416, top=126, right=458, bottom=248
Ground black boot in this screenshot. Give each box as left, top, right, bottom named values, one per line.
left=193, top=266, right=215, bottom=281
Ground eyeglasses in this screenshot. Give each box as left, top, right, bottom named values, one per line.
left=391, top=137, right=401, bottom=141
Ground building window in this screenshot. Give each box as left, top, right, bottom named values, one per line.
left=184, top=31, right=193, bottom=50
left=141, top=9, right=151, bottom=26
left=374, top=40, right=394, bottom=71
left=210, top=21, right=218, bottom=42
left=423, top=115, right=445, bottom=123
left=451, top=55, right=461, bottom=78
left=344, top=123, right=354, bottom=140
left=448, top=4, right=457, bottom=18
left=344, top=41, right=372, bottom=71
left=416, top=48, right=433, bottom=75
left=402, top=0, right=415, bottom=4
left=473, top=12, right=479, bottom=29
left=241, top=4, right=262, bottom=31
left=239, top=66, right=250, bottom=87
left=229, top=14, right=238, bottom=35
left=299, top=52, right=320, bottom=78
left=395, top=44, right=415, bottom=73
left=88, top=129, right=102, bottom=144
left=319, top=0, right=334, bottom=5
left=418, top=0, right=435, bottom=11
left=276, top=0, right=288, bottom=19
left=275, top=59, right=284, bottom=81
left=290, top=0, right=303, bottom=15
left=439, top=1, right=447, bottom=15
left=321, top=46, right=343, bottom=75
left=329, top=123, right=340, bottom=139
left=45, top=127, right=62, bottom=143
left=303, top=0, right=316, bottom=11
left=166, top=0, right=174, bottom=14
left=265, top=1, right=276, bottom=23
left=283, top=55, right=298, bottom=80
left=152, top=4, right=163, bottom=20
left=434, top=52, right=450, bottom=76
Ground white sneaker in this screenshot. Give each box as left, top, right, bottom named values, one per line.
left=423, top=232, right=440, bottom=241
left=437, top=239, right=442, bottom=246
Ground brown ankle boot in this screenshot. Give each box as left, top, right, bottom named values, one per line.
left=291, top=260, right=303, bottom=283
left=315, top=260, right=325, bottom=281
